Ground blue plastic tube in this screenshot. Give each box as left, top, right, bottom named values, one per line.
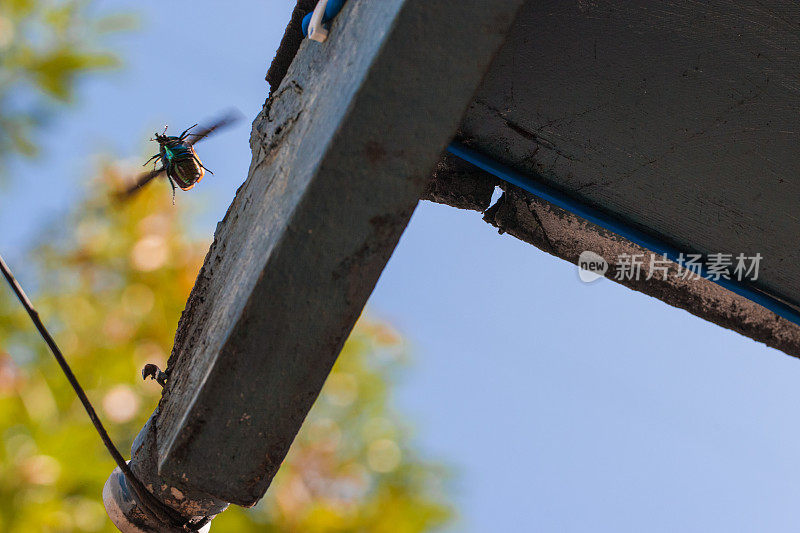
left=447, top=141, right=800, bottom=326
left=294, top=0, right=799, bottom=326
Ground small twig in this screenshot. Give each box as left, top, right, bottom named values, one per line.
left=0, top=253, right=190, bottom=529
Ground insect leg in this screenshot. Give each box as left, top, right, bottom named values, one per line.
left=143, top=153, right=160, bottom=166
left=167, top=176, right=177, bottom=205
left=178, top=124, right=199, bottom=140
left=193, top=154, right=214, bottom=174
left=163, top=162, right=178, bottom=204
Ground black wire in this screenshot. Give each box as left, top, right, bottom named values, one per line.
left=0, top=253, right=193, bottom=529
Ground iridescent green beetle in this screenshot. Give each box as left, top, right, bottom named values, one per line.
left=146, top=123, right=211, bottom=193
left=118, top=111, right=239, bottom=201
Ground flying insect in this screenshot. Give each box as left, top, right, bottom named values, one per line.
left=116, top=111, right=240, bottom=201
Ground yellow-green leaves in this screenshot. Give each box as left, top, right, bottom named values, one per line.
left=0, top=0, right=127, bottom=164
left=23, top=47, right=119, bottom=100
left=0, top=167, right=453, bottom=532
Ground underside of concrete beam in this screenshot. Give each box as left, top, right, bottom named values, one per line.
left=423, top=163, right=800, bottom=358
left=270, top=1, right=800, bottom=359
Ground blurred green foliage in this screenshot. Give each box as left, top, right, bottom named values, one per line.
left=0, top=168, right=453, bottom=532
left=0, top=0, right=127, bottom=160
left=0, top=2, right=452, bottom=530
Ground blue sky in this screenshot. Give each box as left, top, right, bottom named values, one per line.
left=3, top=1, right=800, bottom=531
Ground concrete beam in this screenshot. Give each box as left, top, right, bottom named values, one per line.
left=461, top=0, right=800, bottom=313
left=125, top=0, right=524, bottom=518
left=422, top=170, right=800, bottom=357
left=267, top=0, right=800, bottom=357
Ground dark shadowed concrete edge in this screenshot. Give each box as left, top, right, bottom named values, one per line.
left=265, top=0, right=318, bottom=95
left=423, top=159, right=800, bottom=358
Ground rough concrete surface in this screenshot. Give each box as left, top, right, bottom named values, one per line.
left=461, top=0, right=800, bottom=310
left=146, top=0, right=525, bottom=507
left=268, top=0, right=800, bottom=358
left=421, top=152, right=498, bottom=212
left=424, top=165, right=800, bottom=357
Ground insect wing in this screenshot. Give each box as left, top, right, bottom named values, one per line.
left=115, top=167, right=165, bottom=201
left=186, top=109, right=242, bottom=146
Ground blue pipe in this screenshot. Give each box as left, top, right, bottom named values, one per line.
left=296, top=1, right=799, bottom=326
left=447, top=141, right=800, bottom=326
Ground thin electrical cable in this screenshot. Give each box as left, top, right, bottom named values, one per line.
left=0, top=253, right=193, bottom=530
left=447, top=141, right=800, bottom=327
